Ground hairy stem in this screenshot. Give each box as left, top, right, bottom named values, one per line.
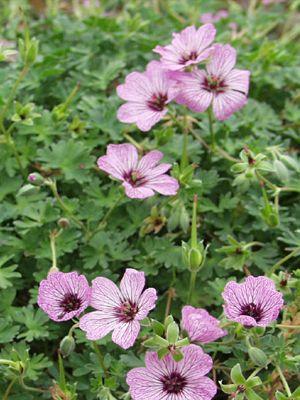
left=269, top=247, right=300, bottom=275
left=187, top=270, right=197, bottom=304
left=207, top=108, right=216, bottom=151
left=3, top=378, right=17, bottom=400
left=275, top=364, right=292, bottom=397
left=48, top=180, right=87, bottom=233
left=93, top=342, right=109, bottom=378
left=58, top=352, right=67, bottom=392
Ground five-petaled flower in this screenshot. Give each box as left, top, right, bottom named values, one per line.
left=38, top=271, right=91, bottom=322
left=222, top=276, right=284, bottom=327
left=127, top=344, right=217, bottom=400
left=117, top=60, right=178, bottom=131
left=79, top=268, right=157, bottom=349
left=97, top=143, right=179, bottom=199
left=182, top=305, right=227, bottom=343
left=172, top=43, right=250, bottom=120
left=153, top=24, right=216, bottom=71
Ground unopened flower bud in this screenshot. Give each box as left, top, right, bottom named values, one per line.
left=17, top=184, right=40, bottom=197
left=248, top=346, right=268, bottom=367
left=58, top=218, right=70, bottom=229
left=28, top=172, right=44, bottom=186
left=59, top=335, right=75, bottom=358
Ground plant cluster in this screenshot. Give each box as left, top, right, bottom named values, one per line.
left=0, top=1, right=299, bottom=399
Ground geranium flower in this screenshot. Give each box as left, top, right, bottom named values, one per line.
left=182, top=305, right=227, bottom=343
left=117, top=61, right=178, bottom=131
left=172, top=43, right=250, bottom=120
left=222, top=276, right=284, bottom=327
left=153, top=24, right=216, bottom=71
left=97, top=143, right=179, bottom=199
left=38, top=271, right=91, bottom=322
left=200, top=10, right=229, bottom=24
left=79, top=269, right=157, bottom=349
left=127, top=344, right=217, bottom=400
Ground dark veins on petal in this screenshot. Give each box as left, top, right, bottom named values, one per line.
left=202, top=75, right=227, bottom=94
left=179, top=51, right=198, bottom=64
left=123, top=170, right=147, bottom=187
left=161, top=372, right=187, bottom=394
left=59, top=293, right=82, bottom=318
left=240, top=302, right=264, bottom=322
left=115, top=300, right=139, bottom=322
left=147, top=93, right=168, bottom=111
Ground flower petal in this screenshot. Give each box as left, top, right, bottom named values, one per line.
left=174, top=70, right=213, bottom=113
left=112, top=320, right=140, bottom=349
left=212, top=90, right=248, bottom=120
left=126, top=367, right=163, bottom=400
left=136, top=288, right=157, bottom=320
left=79, top=311, right=118, bottom=340
left=144, top=174, right=179, bottom=196
left=225, top=68, right=250, bottom=94
left=120, top=269, right=145, bottom=303
left=122, top=182, right=155, bottom=199
left=207, top=44, right=236, bottom=78
left=90, top=276, right=122, bottom=311
left=117, top=71, right=153, bottom=101
left=137, top=150, right=164, bottom=174
left=106, top=143, right=138, bottom=175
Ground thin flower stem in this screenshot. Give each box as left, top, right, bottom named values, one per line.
left=180, top=116, right=189, bottom=169
left=248, top=366, right=264, bottom=380
left=187, top=270, right=197, bottom=304
left=0, top=65, right=29, bottom=179
left=190, top=128, right=239, bottom=162
left=165, top=287, right=175, bottom=318
left=255, top=171, right=278, bottom=191
left=0, top=65, right=29, bottom=127
left=123, top=133, right=144, bottom=152
left=19, top=374, right=47, bottom=393
left=275, top=364, right=292, bottom=397
left=68, top=323, right=79, bottom=336
left=93, top=342, right=109, bottom=378
left=58, top=352, right=67, bottom=392
left=207, top=108, right=216, bottom=152
left=269, top=247, right=300, bottom=275
left=48, top=180, right=87, bottom=233
left=3, top=377, right=17, bottom=400
left=276, top=324, right=300, bottom=329
left=89, top=191, right=124, bottom=239
left=49, top=230, right=60, bottom=270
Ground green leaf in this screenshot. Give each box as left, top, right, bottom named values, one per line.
left=231, top=364, right=246, bottom=385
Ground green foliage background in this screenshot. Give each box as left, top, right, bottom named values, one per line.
left=0, top=0, right=299, bottom=399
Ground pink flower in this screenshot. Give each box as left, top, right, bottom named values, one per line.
left=153, top=24, right=216, bottom=71
left=38, top=272, right=91, bottom=322
left=117, top=61, right=178, bottom=131
left=97, top=143, right=179, bottom=199
left=172, top=43, right=250, bottom=120
left=222, top=276, right=284, bottom=327
left=200, top=10, right=229, bottom=24
left=127, top=344, right=217, bottom=400
left=182, top=305, right=227, bottom=343
left=79, top=269, right=157, bottom=349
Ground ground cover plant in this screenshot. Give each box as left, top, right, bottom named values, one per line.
left=0, top=0, right=299, bottom=399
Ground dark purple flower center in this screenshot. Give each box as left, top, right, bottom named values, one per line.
left=123, top=170, right=146, bottom=187
left=147, top=93, right=168, bottom=112
left=240, top=302, right=263, bottom=322
left=161, top=372, right=187, bottom=394
left=59, top=293, right=82, bottom=317
left=115, top=300, right=139, bottom=323
left=179, top=51, right=198, bottom=64
left=202, top=75, right=227, bottom=93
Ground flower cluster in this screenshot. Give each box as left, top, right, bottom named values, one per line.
left=117, top=23, right=250, bottom=131
left=38, top=270, right=284, bottom=399
left=97, top=143, right=179, bottom=199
